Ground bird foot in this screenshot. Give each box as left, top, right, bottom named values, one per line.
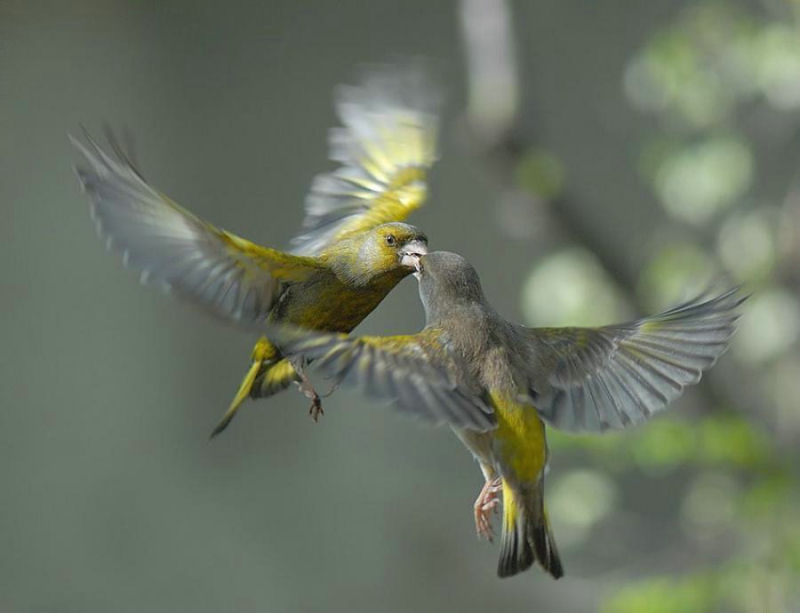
left=294, top=366, right=324, bottom=422
left=474, top=477, right=502, bottom=541
left=307, top=393, right=324, bottom=422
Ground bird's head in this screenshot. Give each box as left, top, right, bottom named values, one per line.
left=416, top=251, right=488, bottom=322
left=326, top=222, right=427, bottom=286
left=358, top=222, right=428, bottom=274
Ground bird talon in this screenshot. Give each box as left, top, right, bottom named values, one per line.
left=309, top=396, right=324, bottom=422
left=473, top=477, right=502, bottom=541
left=293, top=361, right=324, bottom=422
left=482, top=499, right=499, bottom=513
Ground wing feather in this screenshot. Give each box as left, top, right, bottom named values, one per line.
left=72, top=132, right=322, bottom=324
left=291, top=64, right=440, bottom=255
left=271, top=327, right=495, bottom=431
left=520, top=289, right=746, bottom=432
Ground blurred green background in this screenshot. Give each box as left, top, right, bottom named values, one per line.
left=2, top=1, right=799, bottom=612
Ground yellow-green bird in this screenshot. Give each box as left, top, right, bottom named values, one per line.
left=71, top=65, right=438, bottom=435
left=272, top=251, right=745, bottom=578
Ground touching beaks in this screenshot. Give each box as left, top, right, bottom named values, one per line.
left=399, top=239, right=427, bottom=271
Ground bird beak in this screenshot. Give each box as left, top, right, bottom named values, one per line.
left=399, top=240, right=427, bottom=272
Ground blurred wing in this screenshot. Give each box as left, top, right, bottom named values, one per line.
left=520, top=289, right=746, bottom=432
left=291, top=64, right=440, bottom=255
left=273, top=326, right=495, bottom=431
left=72, top=131, right=322, bottom=324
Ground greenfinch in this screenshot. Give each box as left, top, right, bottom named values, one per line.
left=72, top=65, right=438, bottom=436
left=272, top=251, right=745, bottom=578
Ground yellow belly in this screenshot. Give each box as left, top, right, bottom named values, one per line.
left=491, top=392, right=548, bottom=483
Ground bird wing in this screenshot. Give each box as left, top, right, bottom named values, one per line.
left=72, top=131, right=323, bottom=325
left=290, top=64, right=440, bottom=255
left=517, top=289, right=746, bottom=432
left=272, top=326, right=495, bottom=431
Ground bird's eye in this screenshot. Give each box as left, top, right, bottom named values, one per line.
left=385, top=234, right=396, bottom=246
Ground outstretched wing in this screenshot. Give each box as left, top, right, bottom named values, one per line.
left=272, top=326, right=495, bottom=431
left=291, top=64, right=440, bottom=255
left=72, top=131, right=323, bottom=324
left=518, top=289, right=746, bottom=432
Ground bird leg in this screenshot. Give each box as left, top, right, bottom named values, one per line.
left=290, top=356, right=323, bottom=422
left=320, top=378, right=341, bottom=399
left=474, top=477, right=502, bottom=541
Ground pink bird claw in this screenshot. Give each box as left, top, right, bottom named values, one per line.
left=473, top=477, right=502, bottom=541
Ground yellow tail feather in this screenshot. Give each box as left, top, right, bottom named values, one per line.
left=210, top=359, right=263, bottom=438
left=497, top=479, right=563, bottom=579
left=210, top=337, right=295, bottom=438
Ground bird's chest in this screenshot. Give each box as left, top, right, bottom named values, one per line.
left=273, top=273, right=391, bottom=332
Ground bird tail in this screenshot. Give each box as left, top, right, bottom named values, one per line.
left=497, top=479, right=563, bottom=579
left=210, top=338, right=299, bottom=438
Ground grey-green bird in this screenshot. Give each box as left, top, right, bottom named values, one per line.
left=71, top=64, right=439, bottom=435
left=271, top=251, right=746, bottom=578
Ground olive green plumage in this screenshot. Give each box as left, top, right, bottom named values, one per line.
left=272, top=251, right=746, bottom=578
left=72, top=64, right=440, bottom=435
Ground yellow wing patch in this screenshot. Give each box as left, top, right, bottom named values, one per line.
left=291, top=65, right=440, bottom=255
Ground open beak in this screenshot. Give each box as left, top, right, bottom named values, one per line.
left=399, top=239, right=427, bottom=272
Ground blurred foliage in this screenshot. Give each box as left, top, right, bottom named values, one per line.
left=514, top=1, right=800, bottom=611
left=651, top=134, right=753, bottom=225
left=520, top=247, right=627, bottom=326
left=515, top=148, right=566, bottom=200
left=548, top=414, right=773, bottom=472
left=603, top=574, right=718, bottom=613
